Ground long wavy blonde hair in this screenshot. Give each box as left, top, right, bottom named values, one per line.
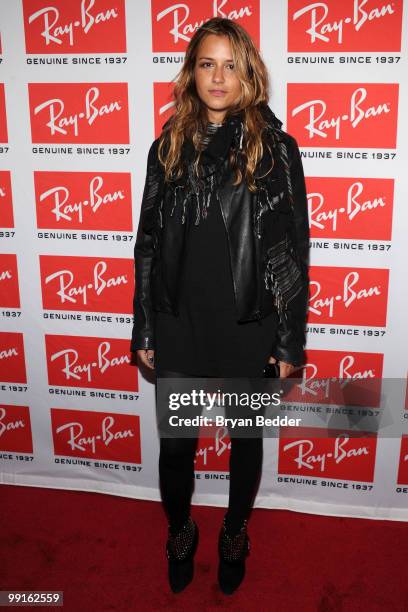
left=157, top=17, right=274, bottom=192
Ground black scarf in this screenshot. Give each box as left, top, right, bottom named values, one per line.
left=160, top=103, right=286, bottom=229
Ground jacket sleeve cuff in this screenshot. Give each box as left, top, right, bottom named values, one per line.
left=271, top=344, right=305, bottom=368
left=130, top=300, right=156, bottom=351
left=130, top=336, right=155, bottom=353
left=272, top=309, right=307, bottom=367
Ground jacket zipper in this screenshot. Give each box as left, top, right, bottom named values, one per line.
left=217, top=192, right=238, bottom=308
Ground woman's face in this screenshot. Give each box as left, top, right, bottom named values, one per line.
left=194, top=34, right=241, bottom=123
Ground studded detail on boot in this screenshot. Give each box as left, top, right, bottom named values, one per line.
left=218, top=516, right=250, bottom=595
left=166, top=516, right=199, bottom=593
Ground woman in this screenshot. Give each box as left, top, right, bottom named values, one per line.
left=131, top=17, right=309, bottom=595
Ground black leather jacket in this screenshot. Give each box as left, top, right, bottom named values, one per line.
left=131, top=114, right=310, bottom=367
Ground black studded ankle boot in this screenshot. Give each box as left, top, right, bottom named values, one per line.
left=218, top=516, right=250, bottom=595
left=166, top=516, right=199, bottom=593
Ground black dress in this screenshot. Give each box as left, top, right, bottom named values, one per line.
left=154, top=123, right=279, bottom=377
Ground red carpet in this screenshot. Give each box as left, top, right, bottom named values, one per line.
left=1, top=485, right=407, bottom=611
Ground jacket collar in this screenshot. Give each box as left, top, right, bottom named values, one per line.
left=163, top=103, right=283, bottom=182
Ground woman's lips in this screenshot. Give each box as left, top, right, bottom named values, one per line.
left=209, top=90, right=227, bottom=97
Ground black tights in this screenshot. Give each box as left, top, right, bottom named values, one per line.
left=157, top=369, right=263, bottom=536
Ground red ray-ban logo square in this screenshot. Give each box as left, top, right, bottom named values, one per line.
left=278, top=426, right=377, bottom=481
left=0, top=332, right=27, bottom=384
left=0, top=171, right=14, bottom=228
left=195, top=425, right=231, bottom=471
left=39, top=255, right=134, bottom=314
left=151, top=0, right=260, bottom=52
left=287, top=83, right=398, bottom=148
left=307, top=176, right=394, bottom=240
left=51, top=407, right=142, bottom=463
left=287, top=349, right=383, bottom=407
left=28, top=83, right=129, bottom=144
left=34, top=171, right=132, bottom=231
left=308, top=266, right=389, bottom=326
left=45, top=334, right=138, bottom=392
left=405, top=376, right=408, bottom=411
left=0, top=254, right=20, bottom=308
left=288, top=0, right=403, bottom=52
left=154, top=82, right=175, bottom=138
left=23, top=0, right=127, bottom=53
left=397, top=435, right=408, bottom=485
left=0, top=405, right=33, bottom=453
left=0, top=84, right=8, bottom=143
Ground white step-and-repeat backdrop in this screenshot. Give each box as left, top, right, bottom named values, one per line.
left=1, top=0, right=407, bottom=521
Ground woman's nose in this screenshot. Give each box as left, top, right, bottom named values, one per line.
left=213, top=65, right=225, bottom=82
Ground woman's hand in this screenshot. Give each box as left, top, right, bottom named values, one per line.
left=137, top=349, right=155, bottom=370
left=268, top=355, right=295, bottom=378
